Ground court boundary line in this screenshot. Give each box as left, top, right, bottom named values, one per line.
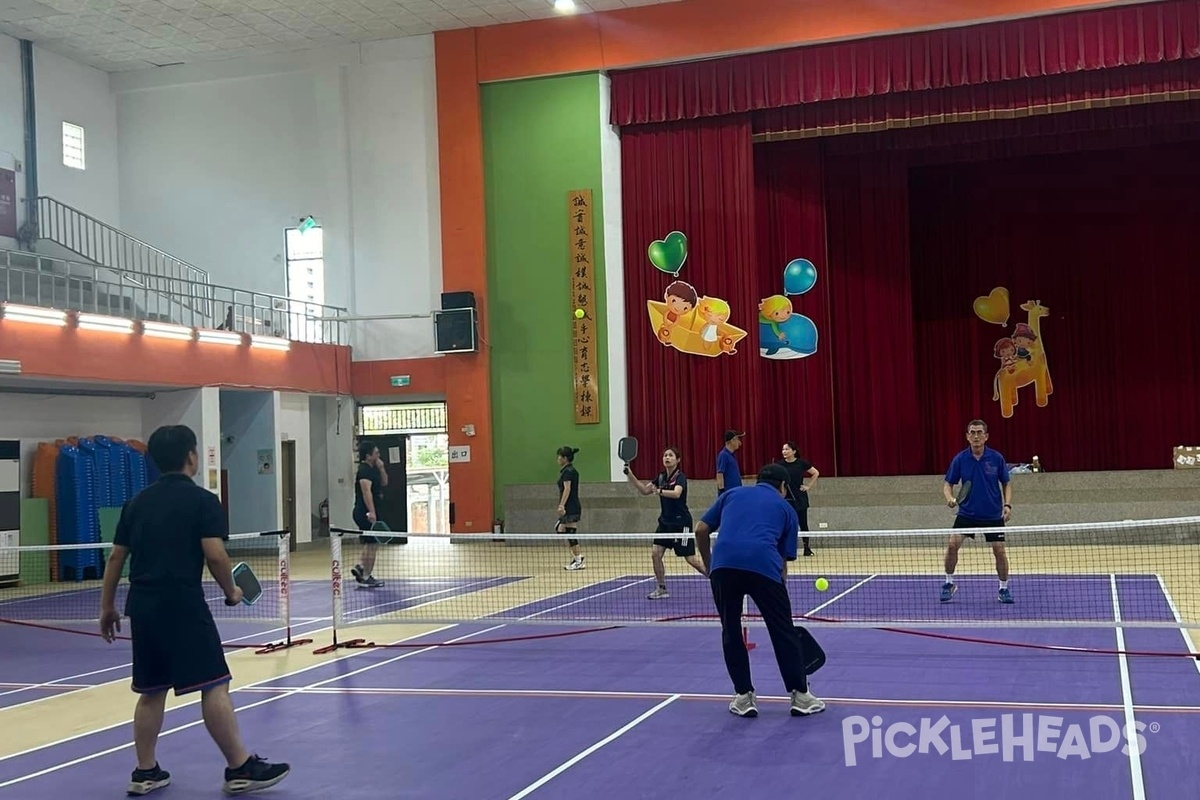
left=1152, top=573, right=1200, bottom=678
left=230, top=684, right=1200, bottom=714
left=503, top=694, right=681, bottom=800
left=1109, top=574, right=1147, bottom=800
left=0, top=622, right=496, bottom=787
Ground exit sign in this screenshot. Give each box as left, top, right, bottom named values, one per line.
left=390, top=375, right=410, bottom=388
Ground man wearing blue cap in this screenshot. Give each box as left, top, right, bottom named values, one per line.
left=694, top=463, right=825, bottom=719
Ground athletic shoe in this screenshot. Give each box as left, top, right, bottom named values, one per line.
left=647, top=587, right=669, bottom=600
left=355, top=575, right=384, bottom=589
left=729, top=691, right=757, bottom=717
left=222, top=755, right=290, bottom=795
left=940, top=582, right=957, bottom=602
left=790, top=690, right=826, bottom=716
left=564, top=557, right=586, bottom=571
left=351, top=564, right=364, bottom=584
left=127, top=764, right=171, bottom=795
left=803, top=548, right=815, bottom=557
left=998, top=588, right=1014, bottom=604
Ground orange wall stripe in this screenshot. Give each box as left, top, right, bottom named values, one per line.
left=0, top=320, right=351, bottom=394
left=473, top=0, right=1136, bottom=82
left=350, top=357, right=447, bottom=397
left=434, top=28, right=494, bottom=534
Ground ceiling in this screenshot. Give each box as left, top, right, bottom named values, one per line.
left=0, top=374, right=175, bottom=396
left=0, top=0, right=683, bottom=72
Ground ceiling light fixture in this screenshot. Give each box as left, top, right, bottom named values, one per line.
left=197, top=329, right=244, bottom=346
left=142, top=321, right=195, bottom=341
left=77, top=313, right=135, bottom=334
left=554, top=0, right=577, bottom=13
left=0, top=359, right=20, bottom=375
left=1, top=303, right=67, bottom=326
left=250, top=334, right=291, bottom=352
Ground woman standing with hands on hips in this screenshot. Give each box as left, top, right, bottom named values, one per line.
left=625, top=446, right=708, bottom=599
left=556, top=446, right=585, bottom=571
left=777, top=441, right=819, bottom=557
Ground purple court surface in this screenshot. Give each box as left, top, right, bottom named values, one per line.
left=1, top=574, right=1197, bottom=799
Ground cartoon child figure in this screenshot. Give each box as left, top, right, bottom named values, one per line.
left=1011, top=323, right=1037, bottom=362
left=758, top=295, right=792, bottom=348
left=696, top=297, right=730, bottom=344
left=993, top=337, right=1018, bottom=373
left=663, top=281, right=697, bottom=326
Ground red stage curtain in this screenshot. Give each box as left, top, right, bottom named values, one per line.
left=754, top=61, right=1200, bottom=140
left=752, top=140, right=837, bottom=474
left=610, top=0, right=1200, bottom=125
left=620, top=115, right=767, bottom=480
left=909, top=140, right=1200, bottom=473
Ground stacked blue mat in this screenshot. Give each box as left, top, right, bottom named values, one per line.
left=55, top=438, right=152, bottom=581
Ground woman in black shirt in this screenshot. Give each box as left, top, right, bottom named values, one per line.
left=556, top=446, right=584, bottom=570
left=777, top=441, right=820, bottom=557
left=625, top=446, right=707, bottom=599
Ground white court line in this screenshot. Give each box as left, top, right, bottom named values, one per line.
left=0, top=618, right=331, bottom=708
left=504, top=694, right=680, bottom=800
left=803, top=574, right=877, bottom=617
left=519, top=577, right=656, bottom=621
left=1152, top=573, right=1200, bottom=679
left=343, top=578, right=507, bottom=620
left=1109, top=574, right=1147, bottom=800
left=0, top=622, right=506, bottom=787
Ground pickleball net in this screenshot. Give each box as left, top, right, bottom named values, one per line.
left=320, top=517, right=1200, bottom=654
left=0, top=530, right=310, bottom=653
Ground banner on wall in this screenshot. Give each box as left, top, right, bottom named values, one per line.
left=758, top=258, right=819, bottom=360
left=0, top=168, right=16, bottom=239
left=973, top=287, right=1054, bottom=418
left=645, top=232, right=746, bottom=357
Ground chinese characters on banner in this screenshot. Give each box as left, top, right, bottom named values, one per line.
left=568, top=189, right=600, bottom=424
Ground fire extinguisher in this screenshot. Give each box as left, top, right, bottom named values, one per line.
left=319, top=499, right=330, bottom=538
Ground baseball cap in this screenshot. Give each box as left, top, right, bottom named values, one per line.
left=724, top=430, right=745, bottom=442
left=756, top=463, right=789, bottom=486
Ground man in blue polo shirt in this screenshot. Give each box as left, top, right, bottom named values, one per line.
left=715, top=430, right=744, bottom=495
left=940, top=419, right=1013, bottom=604
left=695, top=464, right=825, bottom=719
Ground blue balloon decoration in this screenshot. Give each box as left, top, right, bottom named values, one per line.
left=783, top=259, right=818, bottom=296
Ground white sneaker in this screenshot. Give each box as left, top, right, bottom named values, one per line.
left=647, top=586, right=669, bottom=599
left=729, top=691, right=757, bottom=717
left=790, top=690, right=825, bottom=716
left=564, top=557, right=585, bottom=571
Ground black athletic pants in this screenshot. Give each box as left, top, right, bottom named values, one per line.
left=710, top=567, right=807, bottom=695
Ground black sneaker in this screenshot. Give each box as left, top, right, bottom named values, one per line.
left=222, top=755, right=290, bottom=795
left=127, top=764, right=170, bottom=795
left=351, top=564, right=365, bottom=584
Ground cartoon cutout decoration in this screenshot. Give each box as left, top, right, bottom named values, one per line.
left=973, top=287, right=1053, bottom=418
left=645, top=232, right=747, bottom=357
left=759, top=259, right=819, bottom=360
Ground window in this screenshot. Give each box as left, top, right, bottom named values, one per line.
left=284, top=225, right=325, bottom=341
left=62, top=122, right=85, bottom=170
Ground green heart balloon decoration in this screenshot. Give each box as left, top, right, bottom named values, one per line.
left=648, top=231, right=688, bottom=276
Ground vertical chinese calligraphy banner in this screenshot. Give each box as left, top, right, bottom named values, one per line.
left=568, top=189, right=600, bottom=424
left=0, top=168, right=16, bottom=239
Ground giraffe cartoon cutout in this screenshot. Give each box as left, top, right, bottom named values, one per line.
left=991, top=300, right=1054, bottom=418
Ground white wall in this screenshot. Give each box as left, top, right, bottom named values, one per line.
left=141, top=386, right=222, bottom=495
left=218, top=389, right=277, bottom=535
left=598, top=74, right=628, bottom=482
left=0, top=392, right=144, bottom=497
left=275, top=392, right=311, bottom=544
left=112, top=37, right=443, bottom=359
left=34, top=46, right=120, bottom=226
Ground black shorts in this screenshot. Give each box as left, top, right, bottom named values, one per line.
left=354, top=510, right=383, bottom=544
left=557, top=514, right=581, bottom=530
left=953, top=514, right=1006, bottom=543
left=130, top=609, right=231, bottom=696
left=653, top=522, right=695, bottom=557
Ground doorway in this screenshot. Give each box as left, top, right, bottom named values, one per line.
left=358, top=403, right=449, bottom=534
left=280, top=440, right=297, bottom=552
left=368, top=432, right=409, bottom=539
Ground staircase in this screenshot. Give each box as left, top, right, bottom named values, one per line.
left=32, top=196, right=214, bottom=323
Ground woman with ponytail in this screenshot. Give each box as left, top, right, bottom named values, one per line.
left=555, top=446, right=584, bottom=570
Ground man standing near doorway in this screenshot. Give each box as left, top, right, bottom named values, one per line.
left=352, top=440, right=387, bottom=589
left=940, top=419, right=1013, bottom=604
left=715, top=430, right=744, bottom=496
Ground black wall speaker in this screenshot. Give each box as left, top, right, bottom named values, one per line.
left=441, top=291, right=476, bottom=311
left=434, top=308, right=477, bottom=354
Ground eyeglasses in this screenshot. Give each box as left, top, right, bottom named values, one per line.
left=967, top=431, right=986, bottom=437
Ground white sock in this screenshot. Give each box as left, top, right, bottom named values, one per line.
left=945, top=574, right=955, bottom=584
left=999, top=580, right=1008, bottom=590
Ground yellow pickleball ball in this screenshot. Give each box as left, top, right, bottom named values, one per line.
left=574, top=308, right=585, bottom=318
left=815, top=577, right=829, bottom=592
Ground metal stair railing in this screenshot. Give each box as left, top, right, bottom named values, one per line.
left=33, top=196, right=213, bottom=319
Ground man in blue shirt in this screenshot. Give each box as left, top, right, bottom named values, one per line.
left=695, top=464, right=825, bottom=718
left=940, top=419, right=1014, bottom=604
left=715, top=430, right=744, bottom=495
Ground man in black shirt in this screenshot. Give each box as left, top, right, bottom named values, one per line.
left=100, top=424, right=289, bottom=796
left=351, top=440, right=388, bottom=588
